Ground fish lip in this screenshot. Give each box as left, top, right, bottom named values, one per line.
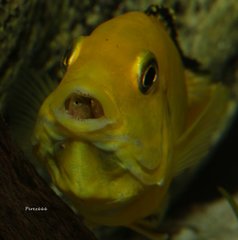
left=53, top=108, right=114, bottom=134
left=32, top=111, right=70, bottom=163
left=48, top=84, right=120, bottom=134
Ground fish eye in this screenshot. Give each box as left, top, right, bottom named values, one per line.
left=138, top=52, right=158, bottom=94
left=63, top=47, right=73, bottom=67
left=63, top=37, right=85, bottom=67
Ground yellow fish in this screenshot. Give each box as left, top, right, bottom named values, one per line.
left=8, top=5, right=235, bottom=240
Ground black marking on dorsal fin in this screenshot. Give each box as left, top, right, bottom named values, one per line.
left=145, top=5, right=208, bottom=74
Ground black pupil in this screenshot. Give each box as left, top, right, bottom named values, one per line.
left=138, top=54, right=158, bottom=94
left=143, top=65, right=156, bottom=87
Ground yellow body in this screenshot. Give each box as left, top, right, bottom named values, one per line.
left=33, top=11, right=235, bottom=238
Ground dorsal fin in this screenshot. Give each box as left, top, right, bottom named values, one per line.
left=145, top=4, right=206, bottom=74
left=3, top=69, right=58, bottom=157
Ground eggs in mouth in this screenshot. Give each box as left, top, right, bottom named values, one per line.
left=64, top=93, right=105, bottom=120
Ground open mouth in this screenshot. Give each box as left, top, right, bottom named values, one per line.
left=64, top=93, right=104, bottom=120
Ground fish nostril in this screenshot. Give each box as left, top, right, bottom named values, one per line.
left=64, top=93, right=104, bottom=119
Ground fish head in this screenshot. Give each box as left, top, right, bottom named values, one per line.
left=33, top=12, right=187, bottom=224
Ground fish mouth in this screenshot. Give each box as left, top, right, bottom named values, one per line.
left=64, top=92, right=104, bottom=120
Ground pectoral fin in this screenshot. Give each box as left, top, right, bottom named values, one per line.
left=173, top=83, right=236, bottom=177
left=3, top=69, right=57, bottom=159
